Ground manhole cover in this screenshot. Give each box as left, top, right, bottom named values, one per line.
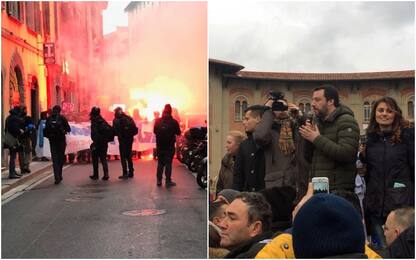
left=122, top=209, right=166, bottom=217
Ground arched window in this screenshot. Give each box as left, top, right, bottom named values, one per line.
left=299, top=103, right=304, bottom=113
left=234, top=100, right=241, bottom=121
left=408, top=100, right=414, bottom=119
left=234, top=96, right=248, bottom=121
left=305, top=103, right=311, bottom=113
left=364, top=102, right=370, bottom=122
left=242, top=100, right=248, bottom=114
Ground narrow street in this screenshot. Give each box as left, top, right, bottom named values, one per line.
left=2, top=159, right=207, bottom=258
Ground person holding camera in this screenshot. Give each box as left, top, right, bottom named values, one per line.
left=299, top=85, right=360, bottom=211
left=257, top=92, right=303, bottom=190
left=4, top=106, right=25, bottom=179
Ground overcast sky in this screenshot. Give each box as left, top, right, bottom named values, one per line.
left=209, top=1, right=415, bottom=73
left=103, top=1, right=128, bottom=35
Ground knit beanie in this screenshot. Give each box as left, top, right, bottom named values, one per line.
left=292, top=193, right=365, bottom=258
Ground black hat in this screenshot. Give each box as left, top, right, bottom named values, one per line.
left=90, top=106, right=100, bottom=117
left=292, top=193, right=365, bottom=258
left=163, top=104, right=172, bottom=114
left=114, top=106, right=123, bottom=113
left=52, top=105, right=61, bottom=113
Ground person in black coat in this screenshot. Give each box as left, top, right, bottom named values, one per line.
left=18, top=105, right=35, bottom=173
left=89, top=107, right=111, bottom=181
left=4, top=106, right=25, bottom=179
left=359, top=97, right=414, bottom=250
left=153, top=104, right=181, bottom=187
left=233, top=105, right=266, bottom=192
left=44, top=105, right=71, bottom=184
left=383, top=226, right=415, bottom=259
left=113, top=107, right=137, bottom=179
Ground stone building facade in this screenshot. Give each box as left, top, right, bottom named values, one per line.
left=209, top=59, right=415, bottom=187
left=1, top=1, right=107, bottom=167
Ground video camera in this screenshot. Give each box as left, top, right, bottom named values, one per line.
left=268, top=91, right=288, bottom=112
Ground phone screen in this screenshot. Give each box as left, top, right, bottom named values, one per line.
left=312, top=178, right=329, bottom=194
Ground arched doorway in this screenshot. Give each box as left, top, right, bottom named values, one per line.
left=9, top=52, right=25, bottom=109
left=31, top=77, right=39, bottom=123
left=9, top=66, right=24, bottom=108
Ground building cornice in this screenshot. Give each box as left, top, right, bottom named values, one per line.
left=1, top=27, right=42, bottom=56
left=226, top=70, right=415, bottom=81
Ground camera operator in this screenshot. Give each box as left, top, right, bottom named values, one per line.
left=254, top=92, right=305, bottom=193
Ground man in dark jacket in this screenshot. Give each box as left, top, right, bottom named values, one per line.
left=44, top=105, right=71, bottom=184
left=89, top=107, right=112, bottom=181
left=18, top=105, right=35, bottom=174
left=153, top=104, right=181, bottom=187
left=4, top=106, right=25, bottom=179
left=299, top=85, right=360, bottom=206
left=233, top=105, right=266, bottom=192
left=217, top=192, right=273, bottom=258
left=113, top=107, right=137, bottom=179
left=383, top=226, right=414, bottom=259
left=383, top=208, right=414, bottom=252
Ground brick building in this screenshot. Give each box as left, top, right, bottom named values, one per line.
left=209, top=58, right=415, bottom=186
left=1, top=1, right=107, bottom=167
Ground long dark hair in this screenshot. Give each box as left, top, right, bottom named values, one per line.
left=367, top=96, right=410, bottom=144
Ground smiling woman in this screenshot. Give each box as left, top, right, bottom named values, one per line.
left=361, top=96, right=414, bottom=250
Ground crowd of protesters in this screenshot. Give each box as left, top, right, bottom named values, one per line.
left=3, top=103, right=181, bottom=187
left=211, top=84, right=414, bottom=258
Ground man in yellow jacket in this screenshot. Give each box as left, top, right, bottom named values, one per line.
left=255, top=233, right=381, bottom=259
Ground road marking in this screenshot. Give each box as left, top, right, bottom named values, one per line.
left=1, top=165, right=72, bottom=205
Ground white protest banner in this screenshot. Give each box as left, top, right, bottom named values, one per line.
left=38, top=120, right=156, bottom=157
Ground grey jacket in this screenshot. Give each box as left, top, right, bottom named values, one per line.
left=253, top=109, right=298, bottom=189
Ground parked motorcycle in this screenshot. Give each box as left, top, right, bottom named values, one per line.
left=177, top=127, right=207, bottom=188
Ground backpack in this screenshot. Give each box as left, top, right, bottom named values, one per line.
left=156, top=118, right=174, bottom=144
left=102, top=121, right=115, bottom=142
left=45, top=115, right=65, bottom=139
left=126, top=117, right=138, bottom=137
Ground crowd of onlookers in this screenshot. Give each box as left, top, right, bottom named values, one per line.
left=211, top=85, right=414, bottom=258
